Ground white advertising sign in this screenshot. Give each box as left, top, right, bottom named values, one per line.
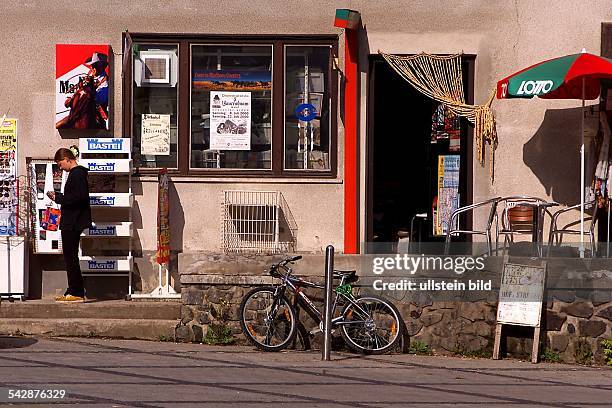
left=497, top=263, right=545, bottom=327
left=141, top=114, right=171, bottom=155
left=210, top=91, right=251, bottom=150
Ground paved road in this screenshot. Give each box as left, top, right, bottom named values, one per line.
left=0, top=336, right=610, bottom=407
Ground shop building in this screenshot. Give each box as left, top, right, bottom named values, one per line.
left=1, top=2, right=611, bottom=298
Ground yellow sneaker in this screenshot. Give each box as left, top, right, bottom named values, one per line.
left=56, top=295, right=85, bottom=302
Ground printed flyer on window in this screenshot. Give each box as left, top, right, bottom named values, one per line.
left=209, top=91, right=251, bottom=150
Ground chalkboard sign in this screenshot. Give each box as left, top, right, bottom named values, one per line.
left=496, top=262, right=546, bottom=327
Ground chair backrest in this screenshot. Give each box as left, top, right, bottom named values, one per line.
left=507, top=204, right=534, bottom=232
left=499, top=196, right=549, bottom=233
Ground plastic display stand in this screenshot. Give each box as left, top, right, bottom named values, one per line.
left=78, top=138, right=134, bottom=295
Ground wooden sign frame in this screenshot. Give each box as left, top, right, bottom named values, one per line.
left=493, top=257, right=547, bottom=363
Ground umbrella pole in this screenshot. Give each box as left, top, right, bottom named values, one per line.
left=580, top=77, right=585, bottom=258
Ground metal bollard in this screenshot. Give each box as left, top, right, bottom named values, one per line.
left=322, top=245, right=334, bottom=361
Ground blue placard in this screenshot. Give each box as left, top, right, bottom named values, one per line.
left=295, top=103, right=317, bottom=122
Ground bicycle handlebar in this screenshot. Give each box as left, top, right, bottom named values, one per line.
left=268, top=255, right=303, bottom=277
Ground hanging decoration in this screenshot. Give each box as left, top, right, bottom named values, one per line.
left=431, top=103, right=461, bottom=145
left=379, top=51, right=498, bottom=180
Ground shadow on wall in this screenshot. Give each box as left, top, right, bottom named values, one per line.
left=169, top=180, right=184, bottom=252
left=128, top=179, right=184, bottom=292
left=169, top=180, right=184, bottom=290
left=523, top=107, right=582, bottom=206
left=58, top=129, right=110, bottom=141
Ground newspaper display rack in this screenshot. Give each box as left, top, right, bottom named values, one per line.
left=78, top=138, right=134, bottom=295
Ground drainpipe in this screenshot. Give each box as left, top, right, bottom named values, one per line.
left=334, top=9, right=360, bottom=254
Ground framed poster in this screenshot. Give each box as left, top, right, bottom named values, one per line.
left=55, top=44, right=110, bottom=130
left=210, top=91, right=251, bottom=150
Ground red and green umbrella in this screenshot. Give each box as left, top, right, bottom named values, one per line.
left=497, top=52, right=612, bottom=100
left=496, top=51, right=612, bottom=254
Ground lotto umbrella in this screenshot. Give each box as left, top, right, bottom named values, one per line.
left=496, top=51, right=612, bottom=253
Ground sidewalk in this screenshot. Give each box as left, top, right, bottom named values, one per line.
left=0, top=336, right=610, bottom=407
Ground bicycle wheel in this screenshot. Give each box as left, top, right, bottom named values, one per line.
left=340, top=295, right=402, bottom=355
left=239, top=286, right=297, bottom=352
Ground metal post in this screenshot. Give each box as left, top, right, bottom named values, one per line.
left=579, top=76, right=586, bottom=258
left=322, top=245, right=334, bottom=361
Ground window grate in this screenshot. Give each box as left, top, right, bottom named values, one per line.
left=221, top=190, right=297, bottom=254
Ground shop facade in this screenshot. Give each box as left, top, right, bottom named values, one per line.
left=1, top=2, right=611, bottom=298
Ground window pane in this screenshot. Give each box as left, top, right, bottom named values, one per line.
left=284, top=46, right=331, bottom=170
left=191, top=45, right=272, bottom=169
left=132, top=44, right=178, bottom=168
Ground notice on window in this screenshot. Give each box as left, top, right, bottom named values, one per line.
left=210, top=91, right=251, bottom=151
left=496, top=262, right=545, bottom=327
left=141, top=114, right=171, bottom=155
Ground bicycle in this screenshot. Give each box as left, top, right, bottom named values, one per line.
left=239, top=255, right=403, bottom=354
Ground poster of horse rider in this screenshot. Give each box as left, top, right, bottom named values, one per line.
left=55, top=44, right=110, bottom=130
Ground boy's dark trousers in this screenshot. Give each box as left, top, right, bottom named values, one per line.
left=61, top=229, right=85, bottom=297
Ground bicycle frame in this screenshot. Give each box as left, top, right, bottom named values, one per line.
left=271, top=262, right=372, bottom=329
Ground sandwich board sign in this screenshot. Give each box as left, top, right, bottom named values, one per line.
left=493, top=259, right=546, bottom=363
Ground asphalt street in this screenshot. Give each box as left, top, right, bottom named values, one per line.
left=0, top=336, right=610, bottom=407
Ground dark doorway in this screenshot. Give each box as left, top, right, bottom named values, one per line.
left=366, top=55, right=474, bottom=248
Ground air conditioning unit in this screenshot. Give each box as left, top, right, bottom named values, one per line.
left=134, top=50, right=178, bottom=87
left=141, top=54, right=170, bottom=84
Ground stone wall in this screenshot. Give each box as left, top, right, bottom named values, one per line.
left=176, top=253, right=612, bottom=364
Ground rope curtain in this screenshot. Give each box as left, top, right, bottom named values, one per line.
left=379, top=52, right=498, bottom=180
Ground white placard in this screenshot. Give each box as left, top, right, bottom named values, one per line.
left=496, top=263, right=545, bottom=327
left=141, top=114, right=171, bottom=155
left=210, top=91, right=251, bottom=150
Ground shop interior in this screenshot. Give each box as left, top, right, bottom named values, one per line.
left=367, top=55, right=472, bottom=248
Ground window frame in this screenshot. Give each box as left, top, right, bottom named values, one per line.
left=130, top=41, right=180, bottom=170
left=189, top=43, right=274, bottom=171
left=283, top=44, right=334, bottom=172
left=123, top=33, right=338, bottom=178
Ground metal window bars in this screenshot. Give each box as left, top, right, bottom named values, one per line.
left=221, top=190, right=297, bottom=254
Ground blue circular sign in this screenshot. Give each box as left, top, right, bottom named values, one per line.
left=295, top=103, right=318, bottom=122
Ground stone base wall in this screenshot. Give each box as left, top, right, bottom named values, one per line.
left=176, top=253, right=612, bottom=364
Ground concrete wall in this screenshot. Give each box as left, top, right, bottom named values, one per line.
left=1, top=1, right=611, bottom=294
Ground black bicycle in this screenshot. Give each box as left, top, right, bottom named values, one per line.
left=239, top=255, right=403, bottom=354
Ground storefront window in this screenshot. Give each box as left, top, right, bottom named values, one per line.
left=124, top=35, right=336, bottom=176
left=190, top=45, right=272, bottom=169
left=284, top=46, right=331, bottom=170
left=132, top=43, right=179, bottom=168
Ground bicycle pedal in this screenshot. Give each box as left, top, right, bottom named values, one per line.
left=310, top=327, right=335, bottom=335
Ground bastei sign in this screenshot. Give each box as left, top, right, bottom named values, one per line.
left=55, top=44, right=110, bottom=130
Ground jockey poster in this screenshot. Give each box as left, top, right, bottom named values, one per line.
left=55, top=44, right=110, bottom=130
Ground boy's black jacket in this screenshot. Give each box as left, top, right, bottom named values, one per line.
left=55, top=165, right=92, bottom=231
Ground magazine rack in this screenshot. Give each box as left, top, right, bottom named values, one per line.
left=78, top=138, right=133, bottom=296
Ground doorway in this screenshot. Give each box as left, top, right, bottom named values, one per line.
left=366, top=55, right=474, bottom=248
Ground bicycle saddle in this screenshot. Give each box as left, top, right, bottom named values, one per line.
left=333, top=270, right=358, bottom=282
